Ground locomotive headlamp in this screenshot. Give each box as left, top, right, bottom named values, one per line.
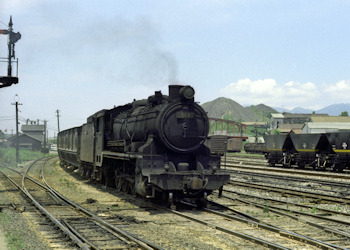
left=180, top=86, right=195, bottom=99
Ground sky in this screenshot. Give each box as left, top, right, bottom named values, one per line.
left=1, top=0, right=350, bottom=137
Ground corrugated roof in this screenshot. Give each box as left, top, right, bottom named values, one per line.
left=278, top=123, right=304, bottom=129
left=271, top=113, right=284, bottom=118
left=7, top=133, right=41, bottom=142
left=21, top=125, right=45, bottom=132
left=305, top=122, right=350, bottom=129
left=278, top=124, right=303, bottom=134
left=310, top=116, right=350, bottom=123
left=282, top=113, right=311, bottom=118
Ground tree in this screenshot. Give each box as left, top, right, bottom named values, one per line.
left=273, top=129, right=281, bottom=135
left=340, top=111, right=349, bottom=116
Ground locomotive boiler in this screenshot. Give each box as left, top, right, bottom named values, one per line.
left=58, top=85, right=230, bottom=206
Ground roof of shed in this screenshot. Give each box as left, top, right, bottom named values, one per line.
left=271, top=113, right=284, bottom=118
left=277, top=123, right=303, bottom=134
left=21, top=125, right=45, bottom=132
left=310, top=116, right=350, bottom=123
left=304, top=122, right=350, bottom=129
left=7, top=133, right=42, bottom=142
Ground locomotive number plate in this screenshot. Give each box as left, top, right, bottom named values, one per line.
left=176, top=111, right=195, bottom=119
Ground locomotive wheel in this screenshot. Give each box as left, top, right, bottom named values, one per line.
left=196, top=198, right=207, bottom=209
left=196, top=192, right=208, bottom=209
left=128, top=181, right=136, bottom=195
left=121, top=179, right=128, bottom=192
left=115, top=177, right=123, bottom=191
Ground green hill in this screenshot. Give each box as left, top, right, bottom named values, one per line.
left=201, top=97, right=276, bottom=122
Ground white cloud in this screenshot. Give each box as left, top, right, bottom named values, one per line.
left=220, top=78, right=320, bottom=109
left=324, top=80, right=350, bottom=100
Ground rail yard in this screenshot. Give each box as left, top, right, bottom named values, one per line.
left=0, top=154, right=350, bottom=249
left=2, top=2, right=350, bottom=249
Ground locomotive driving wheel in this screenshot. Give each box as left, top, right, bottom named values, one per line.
left=127, top=181, right=136, bottom=195
left=115, top=176, right=123, bottom=191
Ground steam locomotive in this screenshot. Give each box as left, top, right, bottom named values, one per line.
left=58, top=85, right=230, bottom=206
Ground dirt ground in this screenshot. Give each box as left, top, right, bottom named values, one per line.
left=0, top=228, right=7, bottom=250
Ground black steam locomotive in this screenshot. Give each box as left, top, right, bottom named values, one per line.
left=58, top=85, right=230, bottom=206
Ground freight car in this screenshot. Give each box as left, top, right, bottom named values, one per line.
left=244, top=142, right=267, bottom=154
left=263, top=134, right=296, bottom=167
left=58, top=85, right=230, bottom=207
left=205, top=136, right=242, bottom=155
left=326, top=132, right=350, bottom=172
left=290, top=133, right=333, bottom=170
left=263, top=132, right=350, bottom=172
left=227, top=138, right=242, bottom=153
left=205, top=135, right=228, bottom=155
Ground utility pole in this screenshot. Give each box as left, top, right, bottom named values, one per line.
left=56, top=110, right=60, bottom=148
left=56, top=110, right=60, bottom=133
left=43, top=120, right=47, bottom=153
left=11, top=94, right=22, bottom=163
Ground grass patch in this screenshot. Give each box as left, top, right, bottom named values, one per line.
left=59, top=178, right=77, bottom=189
left=0, top=212, right=11, bottom=225
left=5, top=231, right=25, bottom=249
left=0, top=213, right=25, bottom=249
left=0, top=148, right=57, bottom=167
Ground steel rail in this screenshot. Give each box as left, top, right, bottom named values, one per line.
left=40, top=158, right=157, bottom=250
left=0, top=165, right=90, bottom=249
left=202, top=206, right=344, bottom=250
left=225, top=168, right=350, bottom=191
left=210, top=196, right=350, bottom=242
left=229, top=180, right=350, bottom=204
left=221, top=189, right=350, bottom=217
left=223, top=159, right=350, bottom=179
left=169, top=208, right=290, bottom=250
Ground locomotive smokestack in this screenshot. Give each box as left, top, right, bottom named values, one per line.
left=169, top=85, right=195, bottom=101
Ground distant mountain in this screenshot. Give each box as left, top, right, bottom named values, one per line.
left=201, top=97, right=276, bottom=122
left=316, top=103, right=350, bottom=116
left=273, top=103, right=350, bottom=116
left=273, top=107, right=313, bottom=113
left=248, top=104, right=276, bottom=122
left=292, top=107, right=314, bottom=113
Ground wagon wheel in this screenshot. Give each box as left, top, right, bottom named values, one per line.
left=297, top=161, right=305, bottom=169
left=332, top=163, right=345, bottom=173
left=161, top=191, right=172, bottom=208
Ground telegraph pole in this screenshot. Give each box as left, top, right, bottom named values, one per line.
left=11, top=94, right=22, bottom=163
left=56, top=110, right=60, bottom=148
left=56, top=110, right=60, bottom=132
left=43, top=120, right=47, bottom=153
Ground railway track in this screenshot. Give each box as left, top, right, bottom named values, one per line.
left=208, top=195, right=350, bottom=249
left=226, top=169, right=350, bottom=195
left=229, top=180, right=350, bottom=204
left=1, top=158, right=156, bottom=249
left=223, top=154, right=350, bottom=178
left=173, top=200, right=348, bottom=249
left=3, top=156, right=350, bottom=248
